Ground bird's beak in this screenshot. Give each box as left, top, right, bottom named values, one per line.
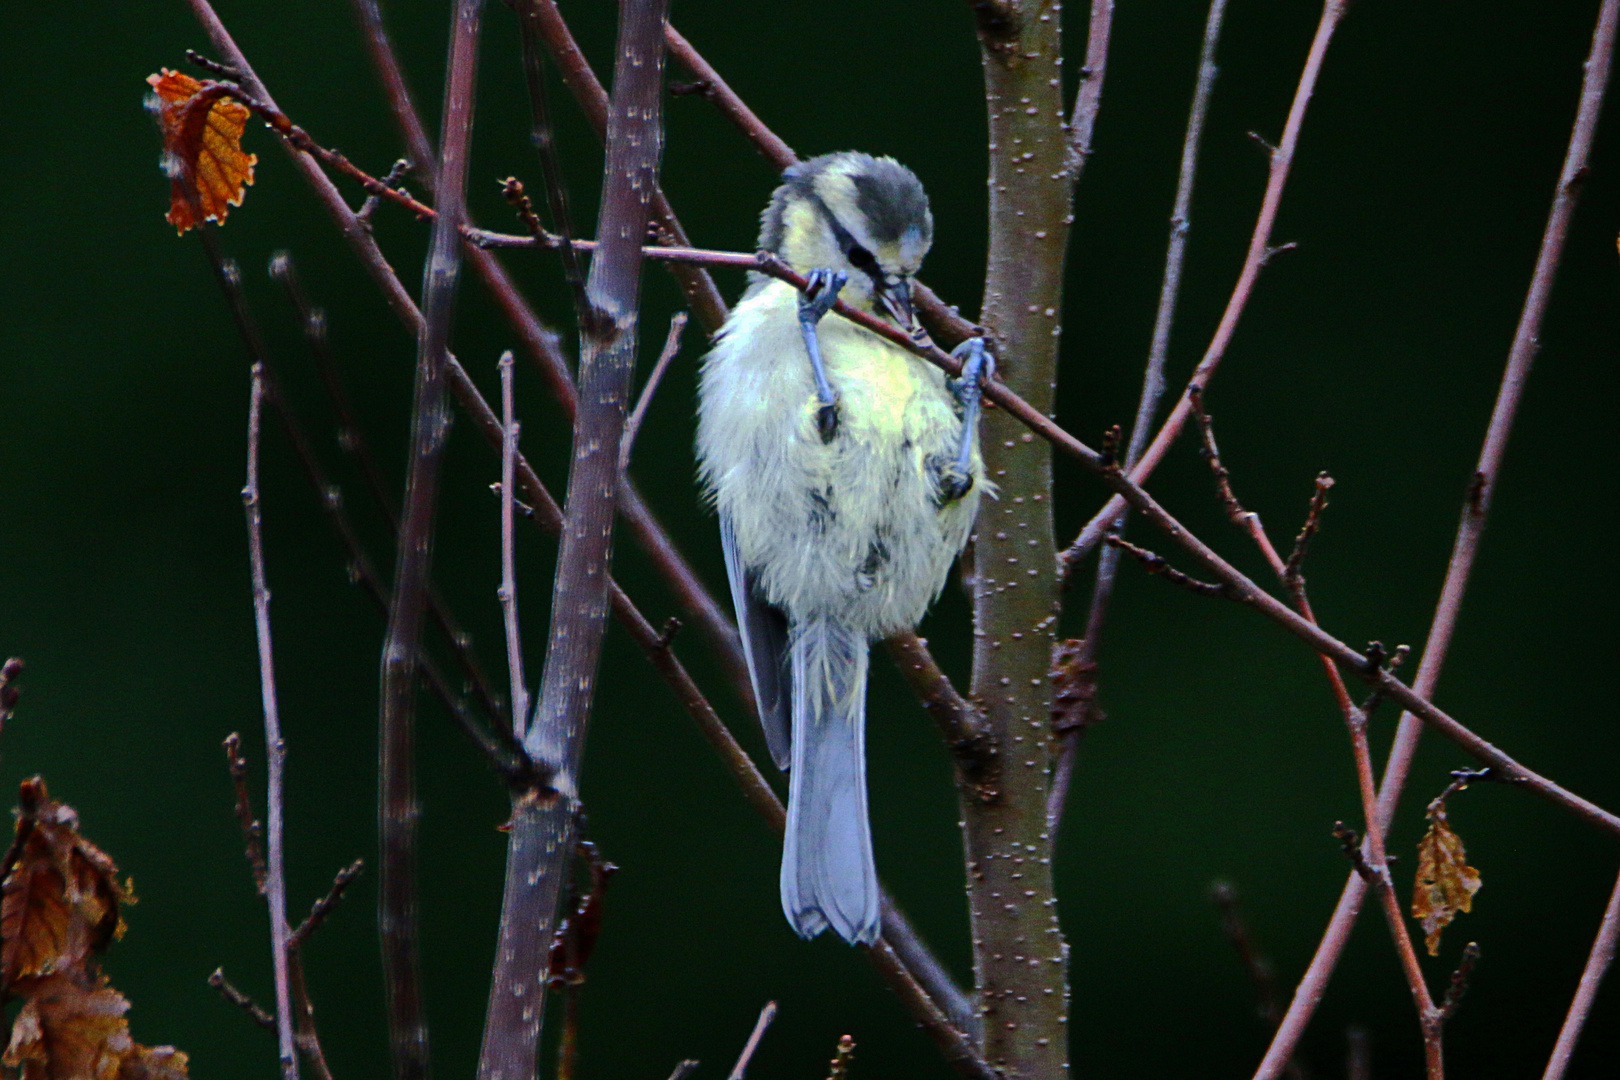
left=875, top=276, right=916, bottom=334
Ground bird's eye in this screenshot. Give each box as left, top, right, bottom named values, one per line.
left=846, top=244, right=880, bottom=275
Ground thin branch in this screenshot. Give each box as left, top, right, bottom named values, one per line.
left=209, top=968, right=276, bottom=1030
left=1256, top=0, right=1619, bottom=1071
left=291, top=859, right=365, bottom=950
left=223, top=731, right=268, bottom=894
left=499, top=351, right=530, bottom=741
left=512, top=8, right=592, bottom=325
left=377, top=5, right=487, bottom=1078
left=479, top=3, right=667, bottom=1077
left=1062, top=0, right=1347, bottom=576
left=243, top=364, right=299, bottom=1080
left=884, top=633, right=996, bottom=795
left=1105, top=535, right=1236, bottom=599
left=1051, top=0, right=1227, bottom=834
left=1543, top=867, right=1620, bottom=1080
left=269, top=251, right=508, bottom=730
left=664, top=25, right=796, bottom=168
left=666, top=1062, right=700, bottom=1080
left=725, top=1002, right=777, bottom=1080
left=1065, top=0, right=1114, bottom=171
left=622, top=311, right=688, bottom=470
left=1439, top=942, right=1481, bottom=1023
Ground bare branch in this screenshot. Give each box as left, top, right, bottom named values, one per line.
left=1257, top=0, right=1620, bottom=1069
left=1062, top=0, right=1348, bottom=575
left=479, top=4, right=668, bottom=1077
left=725, top=1002, right=777, bottom=1080
left=209, top=968, right=276, bottom=1031
left=222, top=732, right=268, bottom=895
left=1065, top=0, right=1114, bottom=171
left=499, top=351, right=530, bottom=741
left=1543, top=868, right=1620, bottom=1080
left=1050, top=0, right=1229, bottom=837
left=291, top=859, right=365, bottom=950
left=884, top=633, right=995, bottom=792
left=243, top=364, right=299, bottom=1080
left=376, top=4, right=488, bottom=1077
left=622, top=312, right=689, bottom=470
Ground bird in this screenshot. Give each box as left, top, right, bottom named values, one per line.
left=696, top=151, right=992, bottom=945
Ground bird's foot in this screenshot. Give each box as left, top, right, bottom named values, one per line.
left=798, top=269, right=848, bottom=443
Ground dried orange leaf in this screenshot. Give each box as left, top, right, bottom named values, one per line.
left=1412, top=802, right=1481, bottom=957
left=1, top=973, right=186, bottom=1080
left=1, top=779, right=127, bottom=987
left=145, top=69, right=257, bottom=234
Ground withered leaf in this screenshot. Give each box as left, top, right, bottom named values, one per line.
left=145, top=69, right=257, bottom=234
left=1, top=779, right=127, bottom=987
left=1049, top=639, right=1100, bottom=736
left=1, top=974, right=187, bottom=1080
left=1412, top=802, right=1481, bottom=957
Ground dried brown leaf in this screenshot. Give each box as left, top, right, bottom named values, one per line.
left=1412, top=802, right=1481, bottom=957
left=1, top=974, right=187, bottom=1080
left=145, top=69, right=257, bottom=234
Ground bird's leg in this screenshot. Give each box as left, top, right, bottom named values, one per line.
left=936, top=337, right=994, bottom=504
left=798, top=269, right=848, bottom=443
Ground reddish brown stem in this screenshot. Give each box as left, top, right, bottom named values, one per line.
left=1256, top=0, right=1619, bottom=1070
left=1061, top=0, right=1346, bottom=577
left=1543, top=866, right=1620, bottom=1079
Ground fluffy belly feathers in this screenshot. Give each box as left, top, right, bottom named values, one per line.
left=697, top=281, right=982, bottom=637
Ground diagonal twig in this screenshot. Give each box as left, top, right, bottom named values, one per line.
left=1061, top=0, right=1347, bottom=577
left=725, top=1002, right=777, bottom=1080
left=1050, top=0, right=1228, bottom=835
left=1543, top=866, right=1620, bottom=1079
left=1256, top=0, right=1620, bottom=1071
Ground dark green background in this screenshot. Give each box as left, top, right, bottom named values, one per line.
left=1, top=0, right=1617, bottom=1075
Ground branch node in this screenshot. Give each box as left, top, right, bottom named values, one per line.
left=1439, top=942, right=1482, bottom=1022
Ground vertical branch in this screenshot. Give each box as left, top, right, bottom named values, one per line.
left=378, top=3, right=486, bottom=1078
left=1048, top=0, right=1228, bottom=835
left=964, top=0, right=1110, bottom=1072
left=477, top=2, right=668, bottom=1077
left=1542, top=865, right=1620, bottom=1080
left=1256, top=1, right=1618, bottom=1072
left=243, top=364, right=299, bottom=1080
left=499, top=351, right=530, bottom=740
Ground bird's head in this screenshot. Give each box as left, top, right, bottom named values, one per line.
left=759, top=152, right=934, bottom=331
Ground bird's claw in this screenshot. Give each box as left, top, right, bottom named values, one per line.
left=798, top=269, right=848, bottom=325
left=935, top=465, right=974, bottom=504
left=949, top=337, right=996, bottom=405
left=816, top=399, right=840, bottom=443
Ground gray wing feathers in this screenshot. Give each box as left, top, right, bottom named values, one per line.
left=780, top=617, right=881, bottom=945
left=719, top=513, right=792, bottom=770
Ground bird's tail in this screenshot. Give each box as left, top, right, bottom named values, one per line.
left=781, top=616, right=880, bottom=945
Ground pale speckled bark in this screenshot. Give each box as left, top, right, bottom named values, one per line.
left=964, top=1, right=1087, bottom=1075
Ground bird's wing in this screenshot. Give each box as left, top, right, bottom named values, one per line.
left=720, top=511, right=793, bottom=770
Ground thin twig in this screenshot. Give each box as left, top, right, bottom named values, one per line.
left=666, top=1062, right=700, bottom=1080
left=511, top=15, right=592, bottom=326
left=1439, top=942, right=1480, bottom=1022
left=1105, top=535, right=1236, bottom=600
left=1065, top=0, right=1114, bottom=171
left=1062, top=0, right=1347, bottom=577
left=1051, top=0, right=1227, bottom=835
left=223, top=732, right=269, bottom=894
left=291, top=859, right=365, bottom=950
left=499, top=351, right=530, bottom=741
left=243, top=364, right=299, bottom=1080
left=1543, top=866, right=1620, bottom=1079
left=1256, top=1, right=1619, bottom=1071
left=209, top=968, right=276, bottom=1030
left=884, top=633, right=996, bottom=794
left=725, top=1002, right=778, bottom=1080
left=622, top=312, right=688, bottom=470
left=263, top=251, right=522, bottom=765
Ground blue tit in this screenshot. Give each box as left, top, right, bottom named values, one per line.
left=696, top=151, right=992, bottom=945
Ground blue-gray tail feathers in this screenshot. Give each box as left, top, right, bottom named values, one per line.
left=781, top=617, right=880, bottom=945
